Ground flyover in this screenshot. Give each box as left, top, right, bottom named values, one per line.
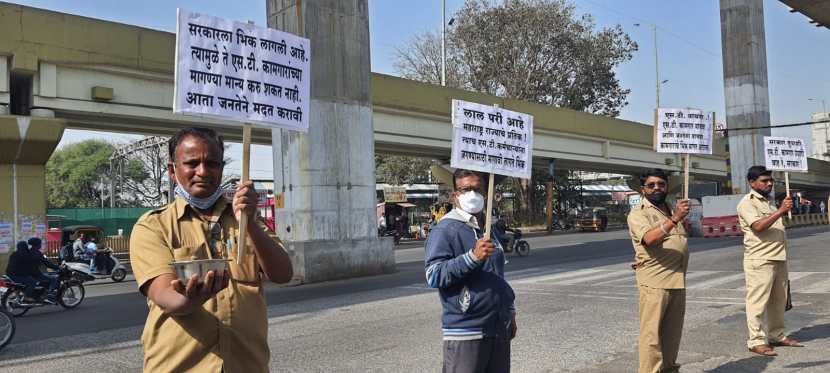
left=5, top=2, right=826, bottom=185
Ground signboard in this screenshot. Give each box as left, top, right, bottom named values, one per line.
left=273, top=193, right=285, bottom=209
left=0, top=222, right=12, bottom=254
left=655, top=108, right=714, bottom=154
left=383, top=186, right=408, bottom=203
left=174, top=9, right=311, bottom=131
left=764, top=136, right=808, bottom=172
left=450, top=100, right=534, bottom=179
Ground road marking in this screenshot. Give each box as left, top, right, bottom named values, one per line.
left=687, top=273, right=746, bottom=289
left=798, top=275, right=830, bottom=294
left=513, top=268, right=603, bottom=285
left=554, top=270, right=632, bottom=286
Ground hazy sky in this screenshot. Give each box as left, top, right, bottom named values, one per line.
left=10, top=0, right=829, bottom=177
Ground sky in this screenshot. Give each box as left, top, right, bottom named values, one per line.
left=10, top=0, right=830, bottom=177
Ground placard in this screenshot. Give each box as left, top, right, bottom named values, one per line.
left=450, top=100, right=534, bottom=179
left=764, top=136, right=808, bottom=172
left=655, top=108, right=714, bottom=154
left=174, top=9, right=311, bottom=131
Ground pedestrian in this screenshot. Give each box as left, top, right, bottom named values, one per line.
left=737, top=166, right=802, bottom=356
left=821, top=200, right=826, bottom=215
left=378, top=212, right=387, bottom=235
left=626, top=169, right=689, bottom=373
left=130, top=127, right=293, bottom=372
left=424, top=169, right=516, bottom=373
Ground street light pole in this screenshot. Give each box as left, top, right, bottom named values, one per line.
left=441, top=0, right=446, bottom=87
left=635, top=23, right=660, bottom=108
left=652, top=24, right=660, bottom=109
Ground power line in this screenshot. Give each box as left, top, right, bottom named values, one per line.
left=717, top=119, right=830, bottom=133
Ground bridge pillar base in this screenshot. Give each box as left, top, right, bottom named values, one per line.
left=0, top=115, right=66, bottom=274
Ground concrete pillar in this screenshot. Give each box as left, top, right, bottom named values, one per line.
left=0, top=115, right=65, bottom=274
left=266, top=0, right=394, bottom=283
left=720, top=0, right=772, bottom=194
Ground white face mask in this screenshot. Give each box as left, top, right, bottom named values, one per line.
left=457, top=191, right=485, bottom=214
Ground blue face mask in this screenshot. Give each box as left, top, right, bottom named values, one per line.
left=173, top=166, right=225, bottom=210
left=175, top=184, right=225, bottom=210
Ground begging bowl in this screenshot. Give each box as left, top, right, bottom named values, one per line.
left=170, top=258, right=231, bottom=284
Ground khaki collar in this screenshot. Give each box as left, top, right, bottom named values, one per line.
left=639, top=195, right=673, bottom=217
left=749, top=189, right=770, bottom=202
left=174, top=196, right=230, bottom=222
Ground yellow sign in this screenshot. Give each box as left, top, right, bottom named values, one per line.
left=383, top=186, right=407, bottom=203
left=274, top=193, right=285, bottom=209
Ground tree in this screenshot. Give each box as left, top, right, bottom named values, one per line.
left=46, top=140, right=116, bottom=208
left=394, top=0, right=637, bottom=224
left=114, top=138, right=238, bottom=207
left=375, top=155, right=433, bottom=185
left=395, top=0, right=637, bottom=116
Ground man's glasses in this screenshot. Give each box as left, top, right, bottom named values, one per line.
left=756, top=178, right=775, bottom=184
left=644, top=182, right=666, bottom=190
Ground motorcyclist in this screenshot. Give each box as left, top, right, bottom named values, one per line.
left=72, top=233, right=87, bottom=262
left=6, top=238, right=60, bottom=303
left=6, top=241, right=37, bottom=302
left=492, top=217, right=515, bottom=249
left=27, top=238, right=61, bottom=301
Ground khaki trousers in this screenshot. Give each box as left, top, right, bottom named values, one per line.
left=744, top=259, right=788, bottom=348
left=638, top=285, right=685, bottom=373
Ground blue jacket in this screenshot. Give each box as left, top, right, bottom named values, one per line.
left=424, top=209, right=515, bottom=340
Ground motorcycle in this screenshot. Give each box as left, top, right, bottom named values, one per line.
left=63, top=247, right=128, bottom=282
left=381, top=228, right=401, bottom=246
left=0, top=279, right=14, bottom=351
left=498, top=228, right=531, bottom=257
left=1, top=265, right=93, bottom=317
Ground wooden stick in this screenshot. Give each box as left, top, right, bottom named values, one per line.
left=785, top=171, right=792, bottom=220
left=484, top=172, right=495, bottom=239
left=237, top=125, right=252, bottom=263
left=683, top=153, right=690, bottom=200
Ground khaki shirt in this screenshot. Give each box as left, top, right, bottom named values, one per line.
left=130, top=197, right=280, bottom=373
left=627, top=198, right=689, bottom=289
left=737, top=190, right=787, bottom=261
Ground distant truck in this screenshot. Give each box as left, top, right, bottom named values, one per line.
left=700, top=194, right=745, bottom=238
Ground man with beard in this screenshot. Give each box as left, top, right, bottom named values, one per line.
left=627, top=169, right=689, bottom=373
left=737, top=166, right=801, bottom=356
left=424, top=169, right=516, bottom=373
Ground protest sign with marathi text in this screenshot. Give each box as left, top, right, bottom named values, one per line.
left=655, top=108, right=714, bottom=154
left=764, top=136, right=808, bottom=172
left=174, top=9, right=310, bottom=131
left=450, top=100, right=534, bottom=179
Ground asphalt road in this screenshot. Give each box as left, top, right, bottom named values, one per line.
left=2, top=226, right=829, bottom=372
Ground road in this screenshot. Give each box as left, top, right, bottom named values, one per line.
left=1, top=227, right=829, bottom=372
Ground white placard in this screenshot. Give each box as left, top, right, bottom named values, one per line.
left=764, top=136, right=808, bottom=172
left=174, top=9, right=310, bottom=132
left=655, top=108, right=714, bottom=154
left=450, top=100, right=534, bottom=179
left=0, top=222, right=12, bottom=254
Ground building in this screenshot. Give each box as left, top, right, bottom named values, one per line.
left=811, top=112, right=830, bottom=160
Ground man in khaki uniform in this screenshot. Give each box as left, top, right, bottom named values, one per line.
left=627, top=169, right=689, bottom=373
left=737, top=166, right=801, bottom=356
left=130, top=127, right=293, bottom=373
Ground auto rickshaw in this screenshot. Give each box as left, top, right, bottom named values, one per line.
left=576, top=207, right=608, bottom=232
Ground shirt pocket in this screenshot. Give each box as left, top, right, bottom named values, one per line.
left=171, top=244, right=208, bottom=262
left=226, top=229, right=261, bottom=283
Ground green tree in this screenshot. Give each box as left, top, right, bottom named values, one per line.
left=46, top=140, right=116, bottom=208
left=375, top=155, right=433, bottom=185
left=394, top=0, right=637, bottom=223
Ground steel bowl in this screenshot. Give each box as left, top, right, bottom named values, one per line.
left=170, top=258, right=231, bottom=284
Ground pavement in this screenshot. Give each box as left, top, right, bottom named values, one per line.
left=1, top=227, right=829, bottom=372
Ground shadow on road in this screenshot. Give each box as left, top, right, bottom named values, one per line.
left=790, top=323, right=830, bottom=343
left=705, top=355, right=774, bottom=372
